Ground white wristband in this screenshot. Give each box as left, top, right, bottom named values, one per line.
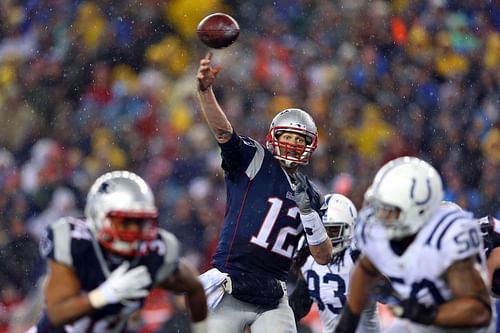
left=192, top=319, right=208, bottom=333
left=88, top=288, right=107, bottom=309
left=300, top=211, right=328, bottom=245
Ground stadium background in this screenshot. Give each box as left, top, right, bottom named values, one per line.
left=0, top=0, right=499, bottom=332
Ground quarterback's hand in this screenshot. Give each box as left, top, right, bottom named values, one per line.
left=88, top=262, right=152, bottom=309
left=197, top=52, right=221, bottom=92
left=390, top=298, right=437, bottom=325
left=293, top=173, right=314, bottom=215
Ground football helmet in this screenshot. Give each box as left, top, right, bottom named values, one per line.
left=266, top=108, right=318, bottom=167
left=323, top=194, right=357, bottom=255
left=364, top=156, right=443, bottom=240
left=85, top=171, right=158, bottom=256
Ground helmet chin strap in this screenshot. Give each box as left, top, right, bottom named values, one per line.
left=279, top=159, right=298, bottom=169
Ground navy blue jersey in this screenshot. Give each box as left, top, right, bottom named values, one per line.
left=479, top=216, right=500, bottom=258
left=479, top=216, right=500, bottom=295
left=35, top=217, right=179, bottom=333
left=213, top=133, right=318, bottom=281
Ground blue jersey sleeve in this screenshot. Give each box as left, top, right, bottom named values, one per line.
left=219, top=132, right=259, bottom=174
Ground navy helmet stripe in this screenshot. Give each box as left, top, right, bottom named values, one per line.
left=373, top=163, right=396, bottom=193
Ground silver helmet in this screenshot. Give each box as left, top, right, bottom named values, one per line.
left=323, top=194, right=357, bottom=255
left=266, top=108, right=318, bottom=168
left=85, top=170, right=158, bottom=256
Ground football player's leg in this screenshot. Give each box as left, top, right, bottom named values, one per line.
left=208, top=294, right=257, bottom=333
left=381, top=317, right=420, bottom=333
left=250, top=296, right=297, bottom=333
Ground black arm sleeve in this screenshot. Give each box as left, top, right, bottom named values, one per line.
left=492, top=268, right=500, bottom=296
left=288, top=277, right=313, bottom=322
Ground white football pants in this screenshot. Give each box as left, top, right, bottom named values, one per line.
left=207, top=293, right=297, bottom=333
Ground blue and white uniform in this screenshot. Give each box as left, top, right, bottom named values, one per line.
left=34, top=217, right=179, bottom=333
left=357, top=205, right=495, bottom=333
left=300, top=247, right=379, bottom=333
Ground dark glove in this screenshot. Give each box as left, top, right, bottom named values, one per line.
left=479, top=216, right=493, bottom=239
left=334, top=304, right=360, bottom=333
left=293, top=173, right=313, bottom=214
left=391, top=298, right=437, bottom=325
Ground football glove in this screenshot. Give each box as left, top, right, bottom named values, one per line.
left=88, top=261, right=152, bottom=309
left=390, top=298, right=437, bottom=325
left=293, top=173, right=314, bottom=215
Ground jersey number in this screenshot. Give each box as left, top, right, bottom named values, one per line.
left=250, top=198, right=302, bottom=258
left=453, top=228, right=481, bottom=254
left=306, top=270, right=346, bottom=314
left=391, top=277, right=445, bottom=305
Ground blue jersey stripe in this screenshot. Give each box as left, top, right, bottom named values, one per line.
left=388, top=276, right=405, bottom=284
left=360, top=221, right=368, bottom=245
left=436, top=217, right=464, bottom=250
left=425, top=210, right=461, bottom=246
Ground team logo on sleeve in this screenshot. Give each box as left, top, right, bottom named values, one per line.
left=39, top=231, right=53, bottom=258
left=241, top=137, right=256, bottom=147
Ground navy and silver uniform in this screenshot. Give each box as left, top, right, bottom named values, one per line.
left=35, top=217, right=179, bottom=333
left=213, top=133, right=319, bottom=282
left=479, top=216, right=500, bottom=296
left=480, top=216, right=500, bottom=258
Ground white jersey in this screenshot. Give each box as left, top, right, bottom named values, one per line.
left=356, top=205, right=495, bottom=333
left=301, top=248, right=379, bottom=333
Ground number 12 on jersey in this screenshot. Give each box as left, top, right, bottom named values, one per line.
left=250, top=198, right=302, bottom=258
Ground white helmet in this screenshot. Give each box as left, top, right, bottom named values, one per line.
left=85, top=171, right=158, bottom=256
left=323, top=194, right=357, bottom=255
left=266, top=108, right=318, bottom=167
left=364, top=156, right=443, bottom=240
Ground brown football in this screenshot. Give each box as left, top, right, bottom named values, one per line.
left=197, top=13, right=240, bottom=49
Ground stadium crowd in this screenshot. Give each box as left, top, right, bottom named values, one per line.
left=0, top=0, right=499, bottom=332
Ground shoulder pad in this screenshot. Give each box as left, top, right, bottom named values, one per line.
left=154, top=229, right=180, bottom=283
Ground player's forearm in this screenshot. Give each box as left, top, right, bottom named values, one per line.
left=487, top=248, right=500, bottom=292
left=434, top=297, right=491, bottom=328
left=288, top=276, right=313, bottom=322
left=309, top=239, right=333, bottom=265
left=185, top=283, right=208, bottom=322
left=197, top=88, right=233, bottom=143
left=347, top=258, right=379, bottom=313
left=47, top=296, right=94, bottom=327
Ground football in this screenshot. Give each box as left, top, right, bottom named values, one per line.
left=197, top=13, right=240, bottom=49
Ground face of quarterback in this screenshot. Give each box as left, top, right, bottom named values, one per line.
left=276, top=131, right=307, bottom=162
